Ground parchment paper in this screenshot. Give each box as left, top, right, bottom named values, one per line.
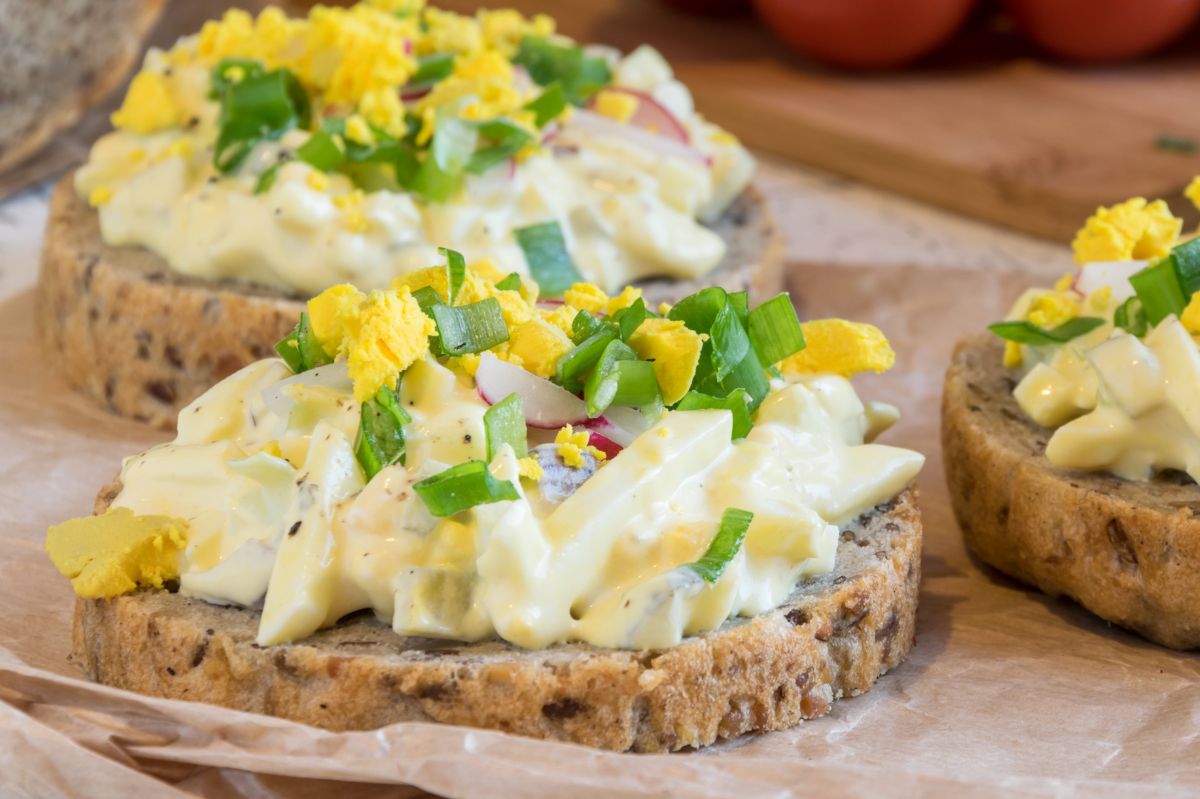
left=1, top=181, right=1199, bottom=797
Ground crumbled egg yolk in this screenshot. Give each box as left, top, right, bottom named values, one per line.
left=593, top=90, right=639, bottom=124
left=45, top=508, right=188, bottom=599
left=344, top=114, right=376, bottom=147
left=110, top=71, right=182, bottom=134
left=555, top=424, right=606, bottom=467
left=1181, top=292, right=1200, bottom=335
left=627, top=318, right=705, bottom=405
left=563, top=283, right=643, bottom=317
left=516, top=456, right=544, bottom=481
left=307, top=283, right=435, bottom=400
left=502, top=318, right=573, bottom=378
left=88, top=186, right=114, bottom=207
left=781, top=320, right=895, bottom=378
left=393, top=265, right=533, bottom=328
left=1186, top=176, right=1200, bottom=213
left=1070, top=197, right=1182, bottom=265
left=333, top=190, right=369, bottom=232
left=415, top=49, right=535, bottom=143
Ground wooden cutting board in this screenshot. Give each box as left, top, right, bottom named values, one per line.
left=439, top=0, right=1200, bottom=240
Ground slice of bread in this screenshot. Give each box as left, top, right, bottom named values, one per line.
left=71, top=486, right=920, bottom=753
left=0, top=0, right=165, bottom=176
left=943, top=334, right=1200, bottom=650
left=36, top=172, right=782, bottom=429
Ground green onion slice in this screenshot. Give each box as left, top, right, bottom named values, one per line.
left=676, top=389, right=753, bottom=439
left=496, top=272, right=523, bottom=292
left=409, top=114, right=476, bottom=201
left=513, top=37, right=611, bottom=105
left=430, top=298, right=510, bottom=355
left=557, top=327, right=617, bottom=392
left=467, top=118, right=534, bottom=175
left=414, top=460, right=521, bottom=517
left=213, top=67, right=310, bottom=174
left=355, top=384, right=412, bottom=480
left=1170, top=237, right=1200, bottom=297
left=584, top=338, right=635, bottom=417
left=254, top=161, right=284, bottom=195
left=708, top=302, right=751, bottom=381
left=409, top=53, right=455, bottom=87
left=609, top=359, right=660, bottom=408
left=274, top=310, right=333, bottom=373
left=524, top=82, right=568, bottom=128
left=483, top=392, right=528, bottom=462
left=514, top=220, right=584, bottom=295
left=1129, top=258, right=1187, bottom=326
left=687, top=508, right=754, bottom=583
left=440, top=246, right=467, bottom=305
left=667, top=286, right=726, bottom=335
left=296, top=131, right=346, bottom=172
left=209, top=58, right=265, bottom=98
left=1113, top=297, right=1149, bottom=337
left=987, top=316, right=1106, bottom=345
left=570, top=309, right=612, bottom=344
left=748, top=293, right=806, bottom=366
left=613, top=298, right=647, bottom=342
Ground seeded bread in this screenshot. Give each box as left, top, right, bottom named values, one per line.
left=71, top=486, right=920, bottom=753
left=0, top=0, right=164, bottom=175
left=36, top=172, right=783, bottom=428
left=943, top=334, right=1200, bottom=649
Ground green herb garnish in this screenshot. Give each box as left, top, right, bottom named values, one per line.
left=274, top=310, right=333, bottom=373
left=987, top=316, right=1106, bottom=345
left=514, top=220, right=584, bottom=295
left=355, top=384, right=412, bottom=480
left=414, top=460, right=520, bottom=517
left=513, top=37, right=611, bottom=105
left=748, top=293, right=806, bottom=366
left=1113, top=297, right=1149, bottom=337
left=1128, top=258, right=1187, bottom=326
left=212, top=64, right=310, bottom=174
left=440, top=246, right=467, bottom=305
left=676, top=389, right=753, bottom=440
left=1155, top=134, right=1197, bottom=154
left=429, top=298, right=510, bottom=355
left=687, top=508, right=754, bottom=583
left=483, top=392, right=527, bottom=461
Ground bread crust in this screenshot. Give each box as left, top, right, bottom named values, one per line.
left=71, top=488, right=921, bottom=752
left=35, top=173, right=783, bottom=429
left=943, top=334, right=1200, bottom=649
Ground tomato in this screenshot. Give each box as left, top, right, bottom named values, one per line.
left=1004, top=0, right=1200, bottom=62
left=751, top=0, right=977, bottom=69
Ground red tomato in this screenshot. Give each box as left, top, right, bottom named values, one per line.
left=1004, top=0, right=1200, bottom=62
left=751, top=0, right=977, bottom=69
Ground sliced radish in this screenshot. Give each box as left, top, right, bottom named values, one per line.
left=1075, top=260, right=1146, bottom=303
left=475, top=353, right=588, bottom=429
left=586, top=432, right=623, bottom=459
left=399, top=84, right=432, bottom=102
left=590, top=86, right=690, bottom=144
left=261, top=360, right=352, bottom=417
left=582, top=406, right=650, bottom=447
left=558, top=108, right=710, bottom=167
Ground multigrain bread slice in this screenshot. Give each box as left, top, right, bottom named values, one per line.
left=36, top=172, right=783, bottom=429
left=71, top=487, right=920, bottom=753
left=0, top=0, right=164, bottom=175
left=943, top=334, right=1200, bottom=650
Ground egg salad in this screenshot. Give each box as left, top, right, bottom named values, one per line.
left=73, top=0, right=755, bottom=297
left=991, top=177, right=1200, bottom=482
left=46, top=252, right=922, bottom=650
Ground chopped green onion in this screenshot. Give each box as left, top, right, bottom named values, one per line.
left=440, top=246, right=466, bottom=305
left=570, top=309, right=611, bottom=344
left=748, top=293, right=806, bottom=366
left=209, top=58, right=264, bottom=98
left=1170, top=237, right=1200, bottom=297
left=987, top=316, right=1106, bottom=345
left=483, top=392, right=527, bottom=461
left=513, top=37, right=611, bottom=105
left=687, top=508, right=754, bottom=584
left=668, top=286, right=726, bottom=335
left=608, top=359, right=660, bottom=408
left=613, top=298, right=647, bottom=342
left=274, top=311, right=332, bottom=373
left=414, top=460, right=520, bottom=517
left=430, top=298, right=510, bottom=355
left=355, top=384, right=412, bottom=480
left=584, top=339, right=636, bottom=417
left=557, top=327, right=617, bottom=392
left=213, top=67, right=310, bottom=174
left=676, top=389, right=752, bottom=439
left=296, top=131, right=346, bottom=172
left=708, top=302, right=751, bottom=381
left=524, top=82, right=567, bottom=127
left=1113, top=297, right=1149, bottom=337
left=713, top=349, right=770, bottom=410
left=409, top=53, right=455, bottom=86
left=409, top=114, right=476, bottom=201
left=254, top=161, right=284, bottom=195
left=1129, top=258, right=1187, bottom=326
left=515, top=220, right=583, bottom=295
left=728, top=290, right=750, bottom=330
left=496, top=272, right=523, bottom=292
left=467, top=118, right=534, bottom=175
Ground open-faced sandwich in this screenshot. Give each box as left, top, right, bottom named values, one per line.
left=35, top=0, right=775, bottom=428
left=46, top=256, right=924, bottom=752
left=944, top=181, right=1200, bottom=649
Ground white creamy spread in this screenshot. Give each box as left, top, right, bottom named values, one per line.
left=1007, top=285, right=1200, bottom=482
left=111, top=357, right=923, bottom=650
left=76, top=44, right=754, bottom=295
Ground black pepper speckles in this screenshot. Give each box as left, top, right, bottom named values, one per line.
left=288, top=520, right=302, bottom=537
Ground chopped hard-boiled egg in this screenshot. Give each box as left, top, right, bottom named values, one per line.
left=781, top=320, right=895, bottom=378
left=45, top=508, right=189, bottom=598
left=628, top=318, right=704, bottom=405
left=1070, top=197, right=1181, bottom=265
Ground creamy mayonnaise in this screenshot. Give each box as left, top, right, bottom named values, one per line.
left=75, top=45, right=754, bottom=296
left=111, top=356, right=922, bottom=650
left=1006, top=280, right=1200, bottom=482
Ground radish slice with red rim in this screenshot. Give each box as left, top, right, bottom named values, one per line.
left=590, top=86, right=690, bottom=143
left=586, top=432, right=623, bottom=459
left=475, top=353, right=588, bottom=429
left=559, top=109, right=710, bottom=166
